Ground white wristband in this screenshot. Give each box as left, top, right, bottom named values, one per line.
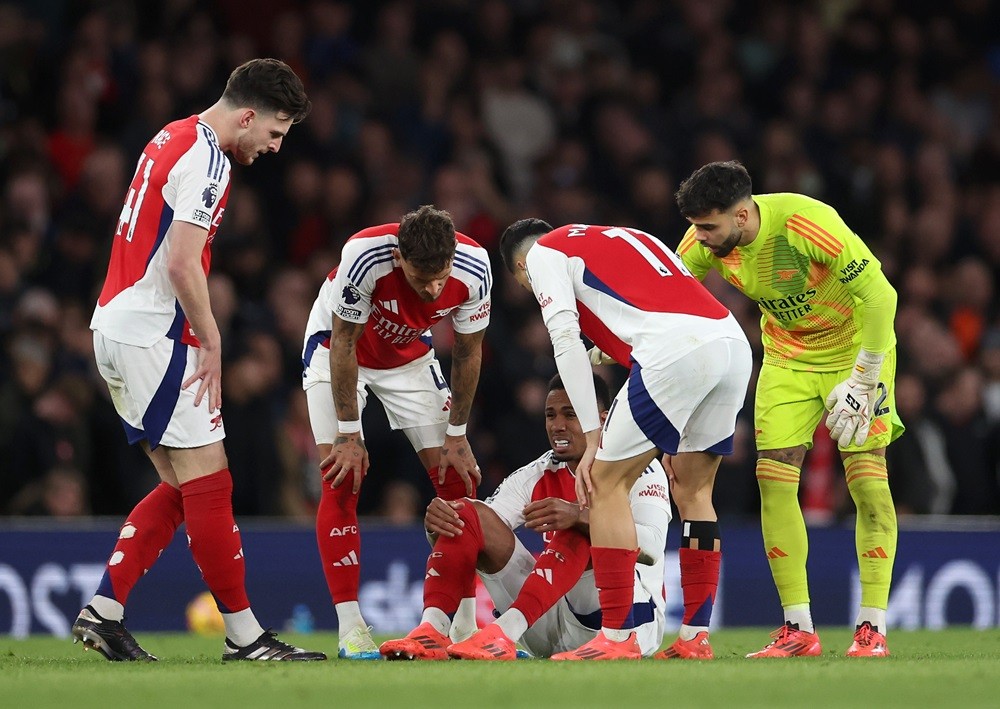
left=446, top=423, right=467, bottom=437
left=338, top=420, right=362, bottom=434
left=850, top=349, right=885, bottom=388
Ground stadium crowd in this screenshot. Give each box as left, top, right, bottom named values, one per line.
left=1, top=0, right=998, bottom=522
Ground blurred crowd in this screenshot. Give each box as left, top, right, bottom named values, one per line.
left=1, top=0, right=998, bottom=523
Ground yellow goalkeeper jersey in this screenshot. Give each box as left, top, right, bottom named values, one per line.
left=677, top=193, right=896, bottom=372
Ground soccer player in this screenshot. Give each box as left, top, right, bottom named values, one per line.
left=378, top=374, right=670, bottom=660
left=77, top=59, right=325, bottom=661
left=498, top=219, right=752, bottom=660
left=674, top=160, right=902, bottom=657
left=301, top=205, right=492, bottom=658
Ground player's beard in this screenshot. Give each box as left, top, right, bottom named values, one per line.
left=711, top=227, right=742, bottom=258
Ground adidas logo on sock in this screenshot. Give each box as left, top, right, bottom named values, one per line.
left=767, top=547, right=788, bottom=559
left=333, top=550, right=359, bottom=567
left=862, top=546, right=888, bottom=558
left=425, top=568, right=440, bottom=579
left=531, top=568, right=553, bottom=584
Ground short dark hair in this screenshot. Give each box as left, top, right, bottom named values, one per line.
left=499, top=218, right=553, bottom=273
left=397, top=205, right=456, bottom=273
left=675, top=160, right=752, bottom=217
left=222, top=58, right=311, bottom=123
left=548, top=373, right=612, bottom=412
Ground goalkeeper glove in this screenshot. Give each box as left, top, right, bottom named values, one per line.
left=824, top=349, right=884, bottom=448
left=588, top=346, right=616, bottom=366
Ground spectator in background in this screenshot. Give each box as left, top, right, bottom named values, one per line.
left=0, top=0, right=998, bottom=523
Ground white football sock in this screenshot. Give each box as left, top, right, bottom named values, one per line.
left=449, top=597, right=478, bottom=642
left=335, top=601, right=366, bottom=635
left=784, top=604, right=814, bottom=633
left=89, top=595, right=124, bottom=622
left=855, top=607, right=886, bottom=633
left=494, top=609, right=529, bottom=642
left=602, top=627, right=633, bottom=642
left=678, top=623, right=709, bottom=641
left=420, top=607, right=451, bottom=636
left=222, top=608, right=265, bottom=647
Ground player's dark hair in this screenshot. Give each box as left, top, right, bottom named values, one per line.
left=222, top=58, right=311, bottom=123
left=499, top=218, right=553, bottom=273
left=397, top=205, right=457, bottom=273
left=548, top=373, right=612, bottom=412
left=675, top=160, right=753, bottom=217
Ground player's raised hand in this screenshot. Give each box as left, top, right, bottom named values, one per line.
left=439, top=433, right=481, bottom=496
left=183, top=341, right=223, bottom=413
left=321, top=432, right=370, bottom=493
left=424, top=497, right=466, bottom=538
left=523, top=497, right=583, bottom=532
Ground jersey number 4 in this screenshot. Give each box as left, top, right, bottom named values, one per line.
left=602, top=227, right=691, bottom=277
left=117, top=154, right=155, bottom=243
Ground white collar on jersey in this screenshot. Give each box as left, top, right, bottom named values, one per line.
left=197, top=120, right=219, bottom=144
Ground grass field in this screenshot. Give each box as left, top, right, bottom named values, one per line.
left=4, top=628, right=1000, bottom=708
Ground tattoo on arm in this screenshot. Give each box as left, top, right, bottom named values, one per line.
left=448, top=330, right=485, bottom=426
left=330, top=317, right=366, bottom=422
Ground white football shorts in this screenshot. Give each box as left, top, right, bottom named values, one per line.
left=478, top=534, right=663, bottom=657
left=304, top=350, right=451, bottom=451
left=93, top=330, right=225, bottom=450
left=597, top=337, right=752, bottom=461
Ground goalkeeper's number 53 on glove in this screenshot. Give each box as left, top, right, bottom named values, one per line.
left=825, top=349, right=884, bottom=448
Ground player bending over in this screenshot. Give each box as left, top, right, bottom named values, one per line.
left=76, top=59, right=323, bottom=662
left=500, top=219, right=751, bottom=660
left=302, top=205, right=492, bottom=658
left=674, top=161, right=902, bottom=657
left=379, top=374, right=669, bottom=660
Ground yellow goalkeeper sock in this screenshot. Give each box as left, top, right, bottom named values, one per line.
left=845, top=453, right=897, bottom=610
left=756, top=458, right=810, bottom=607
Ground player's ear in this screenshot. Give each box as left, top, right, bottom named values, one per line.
left=239, top=108, right=256, bottom=129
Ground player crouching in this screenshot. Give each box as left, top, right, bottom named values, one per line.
left=379, top=375, right=669, bottom=661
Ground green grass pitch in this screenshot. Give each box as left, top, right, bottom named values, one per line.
left=4, top=628, right=1000, bottom=708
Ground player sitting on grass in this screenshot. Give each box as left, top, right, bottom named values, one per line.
left=379, top=374, right=669, bottom=661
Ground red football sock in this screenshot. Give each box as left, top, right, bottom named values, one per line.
left=429, top=464, right=477, bottom=600
left=423, top=504, right=484, bottom=614
left=511, top=528, right=591, bottom=625
left=679, top=519, right=721, bottom=628
left=592, top=546, right=639, bottom=630
left=316, top=478, right=361, bottom=603
left=180, top=469, right=250, bottom=613
left=94, top=482, right=184, bottom=605
left=679, top=548, right=721, bottom=627
left=428, top=465, right=475, bottom=503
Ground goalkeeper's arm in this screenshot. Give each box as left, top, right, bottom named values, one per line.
left=825, top=272, right=898, bottom=447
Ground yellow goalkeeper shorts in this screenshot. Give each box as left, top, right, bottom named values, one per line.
left=754, top=348, right=905, bottom=452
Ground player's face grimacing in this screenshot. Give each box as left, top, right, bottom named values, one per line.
left=399, top=257, right=453, bottom=302
left=687, top=208, right=743, bottom=258
left=233, top=110, right=292, bottom=166
left=545, top=389, right=587, bottom=463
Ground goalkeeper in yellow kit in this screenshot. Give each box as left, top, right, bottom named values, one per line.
left=674, top=161, right=902, bottom=658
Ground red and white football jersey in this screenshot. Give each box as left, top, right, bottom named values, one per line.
left=526, top=224, right=743, bottom=368
left=485, top=451, right=671, bottom=616
left=303, top=224, right=492, bottom=372
left=91, top=116, right=231, bottom=347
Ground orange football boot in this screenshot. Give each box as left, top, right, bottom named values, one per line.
left=447, top=623, right=517, bottom=661
left=379, top=622, right=450, bottom=661
left=550, top=631, right=640, bottom=661
left=654, top=631, right=714, bottom=660
left=746, top=622, right=822, bottom=658
left=845, top=622, right=890, bottom=657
